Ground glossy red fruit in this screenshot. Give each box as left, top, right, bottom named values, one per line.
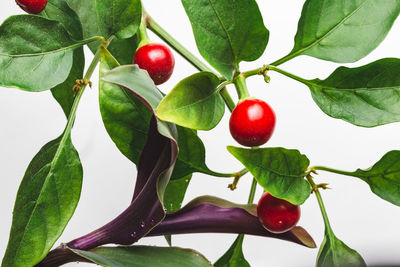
left=133, top=43, right=175, bottom=85
left=257, top=192, right=300, bottom=234
left=16, top=0, right=48, bottom=14
left=229, top=98, right=276, bottom=147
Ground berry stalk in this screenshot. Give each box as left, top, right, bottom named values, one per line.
left=143, top=10, right=236, bottom=112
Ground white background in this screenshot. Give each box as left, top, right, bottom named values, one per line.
left=1, top=1, right=400, bottom=266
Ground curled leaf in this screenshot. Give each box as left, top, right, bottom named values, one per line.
left=148, top=196, right=316, bottom=248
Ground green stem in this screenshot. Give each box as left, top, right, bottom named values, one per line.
left=216, top=80, right=233, bottom=91
left=205, top=168, right=248, bottom=178
left=247, top=178, right=258, bottom=204
left=312, top=166, right=355, bottom=177
left=270, top=52, right=297, bottom=67
left=220, top=87, right=236, bottom=112
left=242, top=67, right=263, bottom=78
left=144, top=12, right=213, bottom=73
left=306, top=175, right=334, bottom=235
left=242, top=65, right=312, bottom=87
left=137, top=17, right=151, bottom=48
left=66, top=44, right=103, bottom=131
left=267, top=65, right=310, bottom=85
left=234, top=74, right=250, bottom=101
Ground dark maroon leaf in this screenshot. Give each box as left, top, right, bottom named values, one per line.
left=147, top=196, right=316, bottom=248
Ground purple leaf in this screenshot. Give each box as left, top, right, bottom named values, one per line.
left=147, top=196, right=316, bottom=248
left=65, top=65, right=178, bottom=250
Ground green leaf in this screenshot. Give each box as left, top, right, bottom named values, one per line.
left=181, top=0, right=269, bottom=79
left=342, top=150, right=400, bottom=206
left=2, top=135, right=83, bottom=267
left=172, top=126, right=215, bottom=179
left=214, top=235, right=250, bottom=267
left=72, top=246, right=213, bottom=267
left=289, top=0, right=400, bottom=63
left=107, top=36, right=139, bottom=65
left=41, top=0, right=85, bottom=117
left=42, top=0, right=83, bottom=39
left=306, top=58, right=400, bottom=127
left=227, top=146, right=311, bottom=205
left=164, top=174, right=192, bottom=213
left=0, top=15, right=91, bottom=92
left=157, top=72, right=225, bottom=130
left=66, top=0, right=100, bottom=51
left=99, top=47, right=152, bottom=164
left=317, top=233, right=366, bottom=267
left=96, top=0, right=142, bottom=39
left=163, top=174, right=192, bottom=246
left=67, top=0, right=139, bottom=63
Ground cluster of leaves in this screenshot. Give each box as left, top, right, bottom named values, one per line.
left=1, top=0, right=400, bottom=266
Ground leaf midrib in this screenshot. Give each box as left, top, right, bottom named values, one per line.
left=12, top=137, right=68, bottom=263
left=0, top=37, right=95, bottom=58
left=207, top=0, right=236, bottom=64
left=159, top=90, right=219, bottom=115
left=250, top=161, right=306, bottom=179
left=292, top=0, right=369, bottom=58
left=310, top=81, right=400, bottom=92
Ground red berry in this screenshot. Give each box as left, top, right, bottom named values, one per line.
left=257, top=192, right=300, bottom=234
left=133, top=43, right=175, bottom=85
left=229, top=98, right=276, bottom=147
left=16, top=0, right=48, bottom=14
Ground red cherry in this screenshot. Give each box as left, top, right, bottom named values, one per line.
left=16, top=0, right=48, bottom=14
left=133, top=43, right=175, bottom=85
left=229, top=98, right=276, bottom=147
left=257, top=192, right=300, bottom=234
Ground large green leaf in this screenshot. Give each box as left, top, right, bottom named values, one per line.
left=0, top=15, right=92, bottom=92
left=288, top=0, right=400, bottom=63
left=99, top=47, right=152, bottom=164
left=214, top=235, right=250, bottom=267
left=306, top=58, right=400, bottom=127
left=317, top=233, right=366, bottom=267
left=72, top=246, right=213, bottom=267
left=67, top=0, right=139, bottom=63
left=2, top=135, right=83, bottom=267
left=227, top=146, right=311, bottom=205
left=157, top=72, right=225, bottom=130
left=41, top=0, right=85, bottom=117
left=181, top=0, right=269, bottom=79
left=96, top=0, right=142, bottom=39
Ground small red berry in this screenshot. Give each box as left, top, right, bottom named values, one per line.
left=257, top=192, right=300, bottom=234
left=16, top=0, right=48, bottom=14
left=229, top=98, right=276, bottom=147
left=133, top=43, right=175, bottom=85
